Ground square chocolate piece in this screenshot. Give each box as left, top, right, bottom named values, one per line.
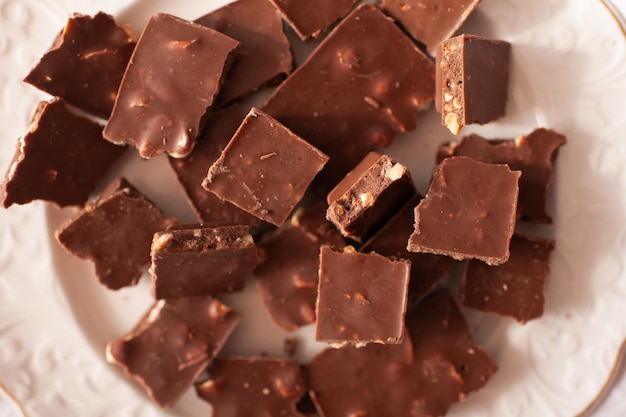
left=195, top=0, right=293, bottom=105
left=107, top=296, right=240, bottom=408
left=1, top=98, right=126, bottom=208
left=56, top=177, right=177, bottom=290
left=315, top=246, right=410, bottom=346
left=326, top=152, right=416, bottom=243
left=407, top=156, right=520, bottom=265
left=268, top=0, right=359, bottom=40
left=24, top=12, right=136, bottom=118
left=436, top=34, right=511, bottom=135
left=461, top=234, right=555, bottom=323
left=202, top=108, right=328, bottom=227
left=104, top=13, right=240, bottom=158
left=151, top=224, right=258, bottom=299
left=197, top=357, right=306, bottom=417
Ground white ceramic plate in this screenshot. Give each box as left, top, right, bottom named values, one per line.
left=1, top=0, right=626, bottom=416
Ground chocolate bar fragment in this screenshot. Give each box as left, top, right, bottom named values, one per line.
left=436, top=34, right=511, bottom=135
left=151, top=224, right=258, bottom=299
left=461, top=234, right=555, bottom=323
left=407, top=157, right=520, bottom=266
left=268, top=0, right=359, bottom=40
left=24, top=12, right=135, bottom=118
left=56, top=178, right=176, bottom=290
left=107, top=296, right=240, bottom=408
left=380, top=0, right=482, bottom=56
left=326, top=152, right=416, bottom=243
left=202, top=108, right=328, bottom=226
left=315, top=246, right=410, bottom=345
left=197, top=357, right=306, bottom=417
left=104, top=13, right=239, bottom=158
left=168, top=105, right=262, bottom=229
left=255, top=203, right=345, bottom=331
left=437, top=129, right=567, bottom=223
left=263, top=4, right=435, bottom=192
left=195, top=0, right=293, bottom=105
left=361, top=195, right=456, bottom=298
left=1, top=98, right=126, bottom=208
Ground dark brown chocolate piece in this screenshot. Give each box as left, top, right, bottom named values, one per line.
left=197, top=357, right=306, bottom=417
left=361, top=194, right=456, bottom=298
left=268, top=0, right=359, bottom=40
left=381, top=0, right=482, bottom=56
left=24, top=12, right=135, bottom=118
left=168, top=105, right=262, bottom=229
left=195, top=0, right=293, bottom=105
left=151, top=224, right=258, bottom=299
left=103, top=13, right=239, bottom=158
left=107, top=296, right=240, bottom=408
left=202, top=108, right=328, bottom=226
left=461, top=234, right=555, bottom=323
left=326, top=152, right=416, bottom=243
left=315, top=246, right=410, bottom=345
left=56, top=178, right=176, bottom=290
left=437, top=129, right=567, bottom=223
left=263, top=4, right=435, bottom=192
left=254, top=203, right=345, bottom=331
left=407, top=156, right=520, bottom=265
left=436, top=34, right=511, bottom=135
left=1, top=98, right=126, bottom=208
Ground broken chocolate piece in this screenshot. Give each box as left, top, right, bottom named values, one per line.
left=407, top=156, right=520, bottom=266
left=361, top=194, right=456, bottom=298
left=202, top=108, right=328, bottom=226
left=195, top=0, right=293, bottom=105
left=263, top=4, right=435, bottom=192
left=56, top=178, right=176, bottom=290
left=315, top=246, right=410, bottom=345
left=268, top=0, right=359, bottom=40
left=326, top=152, right=416, bottom=243
left=461, top=234, right=555, bottom=323
left=151, top=224, right=258, bottom=298
left=24, top=12, right=135, bottom=118
left=436, top=34, right=511, bottom=135
left=104, top=13, right=239, bottom=158
left=197, top=357, right=306, bottom=417
left=380, top=0, right=482, bottom=56
left=437, top=129, right=567, bottom=223
left=1, top=98, right=126, bottom=208
left=255, top=203, right=345, bottom=331
left=107, top=296, right=240, bottom=408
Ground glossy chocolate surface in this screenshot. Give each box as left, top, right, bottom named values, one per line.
left=268, top=0, right=358, bottom=40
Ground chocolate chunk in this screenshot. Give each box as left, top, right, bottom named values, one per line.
left=326, top=152, right=416, bottom=243
left=151, top=224, right=258, bottom=299
left=107, top=296, right=240, bottom=408
left=24, top=12, right=135, bottom=118
left=380, top=0, right=482, bottom=56
left=436, top=34, right=511, bottom=134
left=361, top=195, right=456, bottom=298
left=55, top=178, right=176, bottom=290
left=195, top=0, right=293, bottom=105
left=437, top=129, right=567, bottom=223
left=254, top=203, right=345, bottom=331
left=197, top=357, right=306, bottom=417
left=167, top=105, right=262, bottom=229
left=268, top=0, right=359, bottom=40
left=103, top=13, right=239, bottom=158
left=1, top=98, right=126, bottom=208
left=202, top=108, right=328, bottom=226
left=407, top=156, right=520, bottom=265
left=263, top=4, right=435, bottom=192
left=461, top=234, right=555, bottom=323
left=315, top=246, right=410, bottom=345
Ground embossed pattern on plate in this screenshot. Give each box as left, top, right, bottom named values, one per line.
left=0, top=1, right=625, bottom=417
